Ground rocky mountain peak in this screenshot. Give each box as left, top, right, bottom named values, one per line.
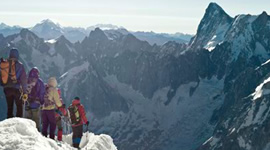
left=20, top=28, right=38, bottom=39
left=189, top=3, right=233, bottom=50
left=206, top=2, right=225, bottom=14
left=198, top=2, right=232, bottom=30
left=123, top=34, right=138, bottom=42
left=260, top=11, right=268, bottom=17
left=18, top=29, right=47, bottom=50
left=57, top=35, right=71, bottom=44
left=41, top=19, right=54, bottom=23
left=254, top=11, right=270, bottom=25
left=88, top=28, right=108, bottom=41
left=31, top=19, right=63, bottom=40
left=0, top=23, right=9, bottom=29
left=39, top=19, right=61, bottom=29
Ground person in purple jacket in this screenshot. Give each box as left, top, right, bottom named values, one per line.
left=25, top=67, right=45, bottom=131
left=1, top=48, right=27, bottom=118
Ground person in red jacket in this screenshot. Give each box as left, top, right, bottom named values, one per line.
left=68, top=97, right=89, bottom=148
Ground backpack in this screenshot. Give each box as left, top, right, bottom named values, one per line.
left=68, top=104, right=81, bottom=125
left=0, top=58, right=17, bottom=86
left=26, top=78, right=38, bottom=103
left=43, top=86, right=55, bottom=107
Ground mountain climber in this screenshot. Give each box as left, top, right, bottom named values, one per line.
left=24, top=67, right=45, bottom=131
left=68, top=97, right=89, bottom=148
left=0, top=48, right=27, bottom=118
left=42, top=77, right=62, bottom=139
left=55, top=88, right=68, bottom=141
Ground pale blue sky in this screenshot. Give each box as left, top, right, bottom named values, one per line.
left=0, top=0, right=269, bottom=34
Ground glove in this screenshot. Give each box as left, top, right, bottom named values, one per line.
left=86, top=121, right=89, bottom=126
left=22, top=94, right=28, bottom=102
left=56, top=109, right=63, bottom=116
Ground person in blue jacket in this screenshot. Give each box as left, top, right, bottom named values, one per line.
left=25, top=67, right=45, bottom=131
left=0, top=48, right=27, bottom=118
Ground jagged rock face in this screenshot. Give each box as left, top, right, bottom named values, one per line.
left=189, top=2, right=233, bottom=50
left=252, top=12, right=270, bottom=53
left=197, top=7, right=270, bottom=150
left=199, top=62, right=270, bottom=150
left=0, top=34, right=4, bottom=41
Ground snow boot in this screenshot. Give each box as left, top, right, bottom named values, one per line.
left=73, top=143, right=80, bottom=148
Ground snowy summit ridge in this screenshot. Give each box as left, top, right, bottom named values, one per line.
left=0, top=118, right=117, bottom=150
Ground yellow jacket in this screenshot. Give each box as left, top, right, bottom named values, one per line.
left=42, top=77, right=62, bottom=110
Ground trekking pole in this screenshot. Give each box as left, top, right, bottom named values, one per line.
left=23, top=101, right=26, bottom=118
left=62, top=116, right=71, bottom=134
left=61, top=116, right=66, bottom=134
left=85, top=122, right=90, bottom=139
left=87, top=124, right=89, bottom=138
left=65, top=119, right=68, bottom=134
left=63, top=116, right=70, bottom=134
left=19, top=86, right=26, bottom=118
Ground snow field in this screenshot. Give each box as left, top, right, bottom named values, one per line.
left=0, top=118, right=117, bottom=150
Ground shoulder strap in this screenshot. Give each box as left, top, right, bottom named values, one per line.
left=8, top=59, right=17, bottom=82
left=8, top=60, right=12, bottom=76
left=7, top=60, right=13, bottom=83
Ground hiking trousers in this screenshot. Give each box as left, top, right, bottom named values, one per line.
left=26, top=108, right=40, bottom=131
left=56, top=116, right=63, bottom=141
left=42, top=110, right=56, bottom=139
left=4, top=88, right=22, bottom=118
left=72, top=124, right=83, bottom=148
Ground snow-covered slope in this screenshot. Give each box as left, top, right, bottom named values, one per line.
left=198, top=58, right=270, bottom=150
left=0, top=118, right=117, bottom=150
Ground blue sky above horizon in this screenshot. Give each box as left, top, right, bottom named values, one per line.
left=0, top=0, right=269, bottom=34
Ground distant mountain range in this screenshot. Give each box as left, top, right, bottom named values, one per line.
left=0, top=23, right=22, bottom=37
left=0, top=19, right=193, bottom=45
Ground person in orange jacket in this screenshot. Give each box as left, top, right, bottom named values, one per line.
left=55, top=88, right=67, bottom=141
left=68, top=97, right=89, bottom=148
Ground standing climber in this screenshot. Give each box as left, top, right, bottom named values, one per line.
left=42, top=77, right=62, bottom=139
left=55, top=88, right=68, bottom=141
left=0, top=48, right=27, bottom=118
left=68, top=97, right=89, bottom=148
left=25, top=67, right=45, bottom=131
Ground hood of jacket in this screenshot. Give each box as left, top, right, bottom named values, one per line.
left=48, top=77, right=57, bottom=88
left=72, top=99, right=80, bottom=105
left=9, top=48, right=19, bottom=60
